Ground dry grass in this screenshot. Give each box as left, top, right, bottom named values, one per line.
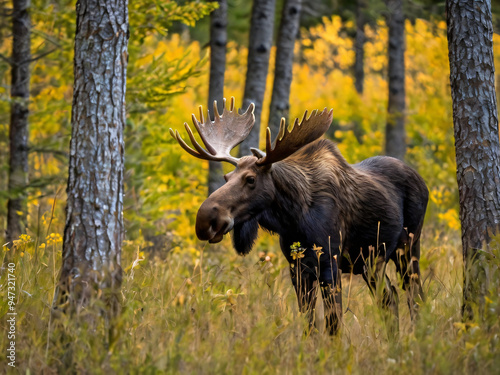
left=1, top=227, right=499, bottom=374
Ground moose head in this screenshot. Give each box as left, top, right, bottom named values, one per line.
left=170, top=97, right=333, bottom=254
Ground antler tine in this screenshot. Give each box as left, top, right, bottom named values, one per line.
left=191, top=112, right=217, bottom=156
left=169, top=97, right=256, bottom=166
left=256, top=107, right=333, bottom=166
left=301, top=110, right=308, bottom=126
left=198, top=105, right=204, bottom=124
left=213, top=100, right=221, bottom=119
left=184, top=122, right=215, bottom=157
left=278, top=117, right=286, bottom=141
left=169, top=128, right=213, bottom=161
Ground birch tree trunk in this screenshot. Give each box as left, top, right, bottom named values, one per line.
left=208, top=0, right=227, bottom=195
left=385, top=0, right=406, bottom=160
left=57, top=0, right=129, bottom=314
left=268, top=0, right=302, bottom=136
left=447, top=0, right=500, bottom=320
left=6, top=0, right=30, bottom=248
left=238, top=0, right=276, bottom=155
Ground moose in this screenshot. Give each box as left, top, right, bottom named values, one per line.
left=170, top=97, right=428, bottom=334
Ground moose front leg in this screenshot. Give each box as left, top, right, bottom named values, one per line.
left=319, top=255, right=343, bottom=335
left=320, top=277, right=342, bottom=335
left=290, top=263, right=318, bottom=334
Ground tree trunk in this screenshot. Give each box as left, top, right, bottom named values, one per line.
left=268, top=0, right=302, bottom=137
left=6, top=0, right=30, bottom=248
left=208, top=0, right=227, bottom=195
left=238, top=0, right=276, bottom=156
left=447, top=0, right=500, bottom=321
left=354, top=0, right=366, bottom=95
left=384, top=0, right=406, bottom=160
left=57, top=0, right=128, bottom=315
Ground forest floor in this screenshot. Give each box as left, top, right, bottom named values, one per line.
left=1, top=226, right=499, bottom=374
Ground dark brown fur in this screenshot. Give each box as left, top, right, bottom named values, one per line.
left=196, top=139, right=428, bottom=334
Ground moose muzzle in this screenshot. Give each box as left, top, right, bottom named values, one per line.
left=196, top=201, right=234, bottom=243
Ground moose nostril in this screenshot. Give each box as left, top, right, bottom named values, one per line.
left=210, top=218, right=218, bottom=230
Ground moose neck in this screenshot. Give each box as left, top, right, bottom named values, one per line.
left=259, top=140, right=364, bottom=242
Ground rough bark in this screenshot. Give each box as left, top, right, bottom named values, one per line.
left=57, top=0, right=128, bottom=314
left=354, top=0, right=366, bottom=95
left=208, top=0, right=227, bottom=195
left=385, top=0, right=406, bottom=160
left=6, top=0, right=30, bottom=247
left=238, top=0, right=276, bottom=156
left=268, top=0, right=302, bottom=137
left=354, top=0, right=366, bottom=94
left=351, top=0, right=367, bottom=144
left=447, top=0, right=500, bottom=320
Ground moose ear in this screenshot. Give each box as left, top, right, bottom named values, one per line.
left=250, top=148, right=266, bottom=159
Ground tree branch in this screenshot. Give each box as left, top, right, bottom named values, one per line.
left=0, top=52, right=12, bottom=65
left=23, top=48, right=58, bottom=64
left=29, top=147, right=69, bottom=157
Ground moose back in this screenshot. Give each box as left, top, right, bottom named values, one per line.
left=170, top=97, right=428, bottom=334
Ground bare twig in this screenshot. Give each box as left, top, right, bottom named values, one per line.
left=0, top=52, right=12, bottom=64
left=23, top=47, right=57, bottom=64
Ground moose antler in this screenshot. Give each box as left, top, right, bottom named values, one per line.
left=255, top=108, right=333, bottom=166
left=169, top=97, right=255, bottom=166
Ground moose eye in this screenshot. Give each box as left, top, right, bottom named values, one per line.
left=246, top=176, right=256, bottom=185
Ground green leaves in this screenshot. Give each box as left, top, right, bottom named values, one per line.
left=130, top=0, right=218, bottom=39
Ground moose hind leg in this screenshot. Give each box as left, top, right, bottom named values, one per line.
left=394, top=237, right=425, bottom=321
left=363, top=265, right=399, bottom=336
left=290, top=264, right=318, bottom=334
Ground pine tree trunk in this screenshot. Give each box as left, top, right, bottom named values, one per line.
left=57, top=0, right=128, bottom=314
left=354, top=0, right=366, bottom=95
left=6, top=0, right=31, bottom=247
left=447, top=0, right=500, bottom=320
left=351, top=0, right=367, bottom=143
left=268, top=0, right=302, bottom=136
left=385, top=0, right=406, bottom=160
left=238, top=0, right=276, bottom=156
left=208, top=0, right=227, bottom=195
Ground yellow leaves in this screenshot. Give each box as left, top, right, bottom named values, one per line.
left=430, top=186, right=452, bottom=207
left=302, top=16, right=354, bottom=72
left=438, top=209, right=461, bottom=231
left=7, top=234, right=36, bottom=256
left=313, top=244, right=323, bottom=258
left=290, top=242, right=306, bottom=260
left=19, top=234, right=31, bottom=242
left=46, top=233, right=62, bottom=245
left=291, top=251, right=305, bottom=261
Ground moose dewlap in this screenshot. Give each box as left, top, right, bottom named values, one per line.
left=170, top=97, right=429, bottom=335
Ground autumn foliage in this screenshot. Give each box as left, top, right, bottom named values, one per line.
left=1, top=6, right=500, bottom=372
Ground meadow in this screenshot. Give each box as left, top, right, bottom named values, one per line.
left=2, top=216, right=500, bottom=373
left=1, top=16, right=500, bottom=373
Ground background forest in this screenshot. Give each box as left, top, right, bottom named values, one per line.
left=0, top=0, right=500, bottom=373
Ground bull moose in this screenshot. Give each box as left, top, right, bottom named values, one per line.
left=170, top=97, right=428, bottom=334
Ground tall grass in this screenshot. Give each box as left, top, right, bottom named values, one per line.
left=1, top=225, right=499, bottom=374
